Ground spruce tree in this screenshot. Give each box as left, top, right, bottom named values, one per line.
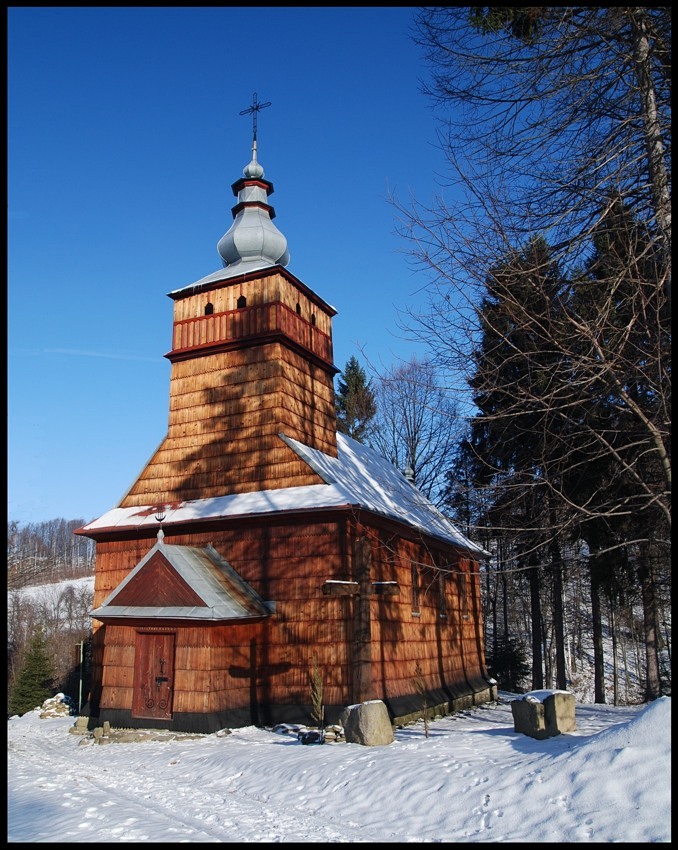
left=8, top=628, right=54, bottom=716
left=335, top=356, right=377, bottom=442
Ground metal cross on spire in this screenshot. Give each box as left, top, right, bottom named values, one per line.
left=239, top=92, right=272, bottom=142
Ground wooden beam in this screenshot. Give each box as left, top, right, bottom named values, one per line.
left=352, top=534, right=372, bottom=703
left=322, top=580, right=359, bottom=597
left=371, top=581, right=400, bottom=597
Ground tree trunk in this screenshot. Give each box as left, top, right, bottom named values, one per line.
left=590, top=566, right=606, bottom=704
left=619, top=607, right=631, bottom=704
left=638, top=545, right=661, bottom=701
left=549, top=516, right=567, bottom=689
left=610, top=600, right=619, bottom=706
left=528, top=560, right=544, bottom=690
left=631, top=9, right=672, bottom=302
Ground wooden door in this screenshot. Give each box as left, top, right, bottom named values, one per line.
left=132, top=631, right=175, bottom=720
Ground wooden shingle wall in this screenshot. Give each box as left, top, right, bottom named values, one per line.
left=91, top=515, right=487, bottom=724
left=120, top=342, right=337, bottom=507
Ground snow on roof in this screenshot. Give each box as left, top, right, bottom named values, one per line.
left=169, top=261, right=337, bottom=313
left=170, top=259, right=277, bottom=294
left=283, top=433, right=486, bottom=554
left=79, top=432, right=487, bottom=556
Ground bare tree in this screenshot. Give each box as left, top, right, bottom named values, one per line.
left=393, top=7, right=670, bottom=699
left=7, top=519, right=95, bottom=589
left=369, top=356, right=463, bottom=509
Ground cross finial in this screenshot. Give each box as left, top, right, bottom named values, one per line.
left=239, top=92, right=272, bottom=142
left=154, top=509, right=166, bottom=542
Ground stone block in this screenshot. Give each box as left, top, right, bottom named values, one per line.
left=511, top=691, right=576, bottom=739
left=511, top=697, right=549, bottom=739
left=544, top=691, right=576, bottom=734
left=69, top=716, right=91, bottom=735
left=339, top=699, right=394, bottom=746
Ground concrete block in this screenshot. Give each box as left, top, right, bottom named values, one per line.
left=511, top=697, right=549, bottom=740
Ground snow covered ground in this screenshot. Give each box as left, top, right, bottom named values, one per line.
left=7, top=693, right=671, bottom=843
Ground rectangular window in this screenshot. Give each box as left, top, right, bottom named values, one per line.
left=460, top=560, right=470, bottom=620
left=411, top=562, right=420, bottom=615
left=438, top=570, right=447, bottom=618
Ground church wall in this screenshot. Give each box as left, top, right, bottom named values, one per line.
left=347, top=522, right=490, bottom=719
left=89, top=512, right=490, bottom=731
left=91, top=516, right=353, bottom=728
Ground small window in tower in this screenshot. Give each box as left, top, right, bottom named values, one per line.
left=205, top=302, right=214, bottom=315
left=296, top=302, right=301, bottom=315
left=237, top=295, right=247, bottom=309
left=311, top=313, right=316, bottom=326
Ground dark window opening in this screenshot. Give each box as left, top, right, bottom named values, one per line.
left=460, top=568, right=469, bottom=619
left=296, top=302, right=302, bottom=315
left=438, top=571, right=447, bottom=618
left=311, top=313, right=316, bottom=326
left=204, top=302, right=214, bottom=315
left=411, top=562, right=420, bottom=614
left=237, top=295, right=247, bottom=309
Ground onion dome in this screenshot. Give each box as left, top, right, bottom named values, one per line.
left=217, top=139, right=290, bottom=269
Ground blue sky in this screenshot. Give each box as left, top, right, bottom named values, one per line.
left=8, top=6, right=453, bottom=525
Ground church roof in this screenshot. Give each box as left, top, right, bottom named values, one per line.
left=90, top=535, right=270, bottom=622
left=171, top=128, right=291, bottom=299
left=170, top=136, right=291, bottom=295
left=168, top=98, right=314, bottom=300
left=78, top=433, right=488, bottom=556
left=172, top=258, right=283, bottom=291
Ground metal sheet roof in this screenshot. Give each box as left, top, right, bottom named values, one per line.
left=90, top=538, right=270, bottom=622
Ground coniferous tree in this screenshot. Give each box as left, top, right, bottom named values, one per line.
left=8, top=627, right=54, bottom=716
left=466, top=237, right=570, bottom=690
left=335, top=356, right=377, bottom=442
left=564, top=197, right=670, bottom=700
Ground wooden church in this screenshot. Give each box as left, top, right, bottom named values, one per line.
left=76, top=105, right=495, bottom=733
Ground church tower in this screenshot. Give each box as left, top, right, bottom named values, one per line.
left=120, top=106, right=338, bottom=509
left=79, top=95, right=493, bottom=734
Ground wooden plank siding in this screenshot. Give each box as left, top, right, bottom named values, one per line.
left=171, top=302, right=333, bottom=366
left=89, top=512, right=489, bottom=730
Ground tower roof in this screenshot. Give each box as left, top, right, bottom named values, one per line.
left=176, top=95, right=291, bottom=293
left=215, top=93, right=290, bottom=273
